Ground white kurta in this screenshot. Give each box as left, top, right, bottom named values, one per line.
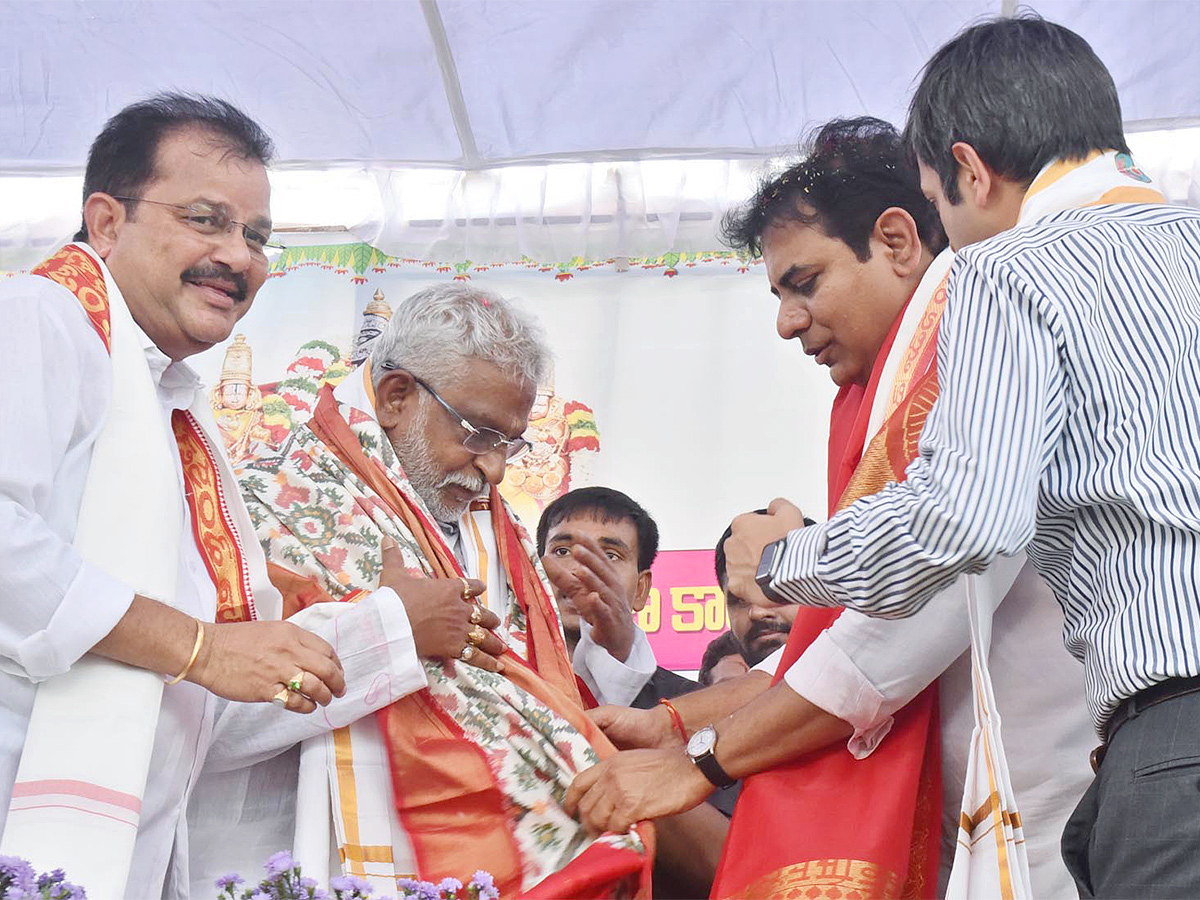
left=186, top=590, right=427, bottom=898
left=2, top=249, right=224, bottom=898
left=1, top=247, right=428, bottom=899
left=780, top=251, right=1094, bottom=898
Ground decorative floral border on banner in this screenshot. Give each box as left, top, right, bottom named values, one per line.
left=268, top=243, right=761, bottom=283
left=2, top=243, right=763, bottom=282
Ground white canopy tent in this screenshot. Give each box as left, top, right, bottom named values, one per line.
left=4, top=0, right=1200, bottom=669
left=3, top=0, right=1200, bottom=267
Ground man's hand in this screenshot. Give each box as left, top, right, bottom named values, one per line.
left=189, top=619, right=347, bottom=714
left=564, top=749, right=714, bottom=835
left=541, top=533, right=636, bottom=661
left=589, top=703, right=680, bottom=750
left=725, top=498, right=806, bottom=605
left=379, top=538, right=507, bottom=673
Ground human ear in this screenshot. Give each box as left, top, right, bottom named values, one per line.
left=82, top=193, right=127, bottom=257
left=951, top=142, right=994, bottom=209
left=873, top=207, right=923, bottom=276
left=374, top=370, right=420, bottom=430
left=631, top=570, right=653, bottom=612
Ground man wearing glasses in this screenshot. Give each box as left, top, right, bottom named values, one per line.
left=1, top=93, right=499, bottom=899
left=195, top=283, right=653, bottom=897
left=0, top=94, right=365, bottom=896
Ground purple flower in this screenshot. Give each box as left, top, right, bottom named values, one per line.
left=436, top=877, right=462, bottom=898
left=251, top=892, right=273, bottom=900
left=467, top=871, right=497, bottom=900
left=329, top=874, right=372, bottom=897
left=264, top=852, right=296, bottom=878
left=216, top=874, right=245, bottom=891
left=38, top=869, right=66, bottom=890
left=43, top=882, right=86, bottom=900
left=0, top=856, right=35, bottom=892
left=395, top=879, right=420, bottom=897
left=414, top=883, right=440, bottom=900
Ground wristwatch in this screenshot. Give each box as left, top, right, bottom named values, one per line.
left=754, top=537, right=787, bottom=602
left=686, top=725, right=737, bottom=789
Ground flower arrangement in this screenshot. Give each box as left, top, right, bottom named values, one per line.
left=216, top=852, right=499, bottom=900
left=0, top=857, right=86, bottom=900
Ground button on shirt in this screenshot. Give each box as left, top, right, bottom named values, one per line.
left=0, top=258, right=220, bottom=897
left=770, top=204, right=1200, bottom=733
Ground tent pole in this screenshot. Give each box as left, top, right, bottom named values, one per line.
left=420, top=0, right=480, bottom=168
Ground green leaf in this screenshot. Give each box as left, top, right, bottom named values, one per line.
left=351, top=243, right=372, bottom=274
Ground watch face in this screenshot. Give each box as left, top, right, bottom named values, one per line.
left=687, top=725, right=717, bottom=757
left=756, top=540, right=779, bottom=582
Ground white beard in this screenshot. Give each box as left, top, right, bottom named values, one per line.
left=390, top=398, right=487, bottom=524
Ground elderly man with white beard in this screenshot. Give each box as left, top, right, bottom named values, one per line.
left=189, top=283, right=653, bottom=899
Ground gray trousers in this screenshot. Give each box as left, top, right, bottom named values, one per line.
left=1062, top=689, right=1200, bottom=898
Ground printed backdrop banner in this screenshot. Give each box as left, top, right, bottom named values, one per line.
left=640, top=549, right=728, bottom=671
left=192, top=245, right=838, bottom=670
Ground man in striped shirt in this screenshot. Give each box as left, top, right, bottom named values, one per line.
left=720, top=15, right=1200, bottom=899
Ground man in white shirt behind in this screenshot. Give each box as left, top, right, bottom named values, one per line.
left=537, top=486, right=693, bottom=708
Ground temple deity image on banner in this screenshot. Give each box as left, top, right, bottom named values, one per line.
left=350, top=287, right=393, bottom=366
left=209, top=334, right=271, bottom=465
left=499, top=363, right=600, bottom=528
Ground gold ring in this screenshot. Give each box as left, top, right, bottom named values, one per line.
left=459, top=644, right=476, bottom=662
left=271, top=686, right=291, bottom=707
left=468, top=625, right=487, bottom=646
left=459, top=577, right=472, bottom=601
left=469, top=604, right=483, bottom=625
left=287, top=671, right=306, bottom=694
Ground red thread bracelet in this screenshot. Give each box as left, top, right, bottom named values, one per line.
left=659, top=698, right=688, bottom=742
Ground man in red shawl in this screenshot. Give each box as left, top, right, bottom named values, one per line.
left=567, top=117, right=1092, bottom=899
left=224, top=283, right=653, bottom=898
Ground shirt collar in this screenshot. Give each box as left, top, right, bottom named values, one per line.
left=75, top=242, right=201, bottom=403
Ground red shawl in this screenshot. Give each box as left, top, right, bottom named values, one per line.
left=712, top=289, right=945, bottom=899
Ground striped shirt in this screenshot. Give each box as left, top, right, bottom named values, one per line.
left=772, top=203, right=1200, bottom=732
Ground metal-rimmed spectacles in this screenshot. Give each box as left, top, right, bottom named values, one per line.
left=111, top=196, right=285, bottom=254
left=381, top=366, right=531, bottom=460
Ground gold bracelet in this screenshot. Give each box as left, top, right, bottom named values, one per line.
left=166, top=620, right=205, bottom=685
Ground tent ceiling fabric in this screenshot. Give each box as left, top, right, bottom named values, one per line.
left=4, top=0, right=1200, bottom=170
left=3, top=0, right=1200, bottom=265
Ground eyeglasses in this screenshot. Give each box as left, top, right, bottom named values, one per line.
left=381, top=366, right=531, bottom=460
left=111, top=196, right=284, bottom=254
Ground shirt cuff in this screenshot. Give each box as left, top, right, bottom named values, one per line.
left=8, top=560, right=135, bottom=681
left=781, top=630, right=894, bottom=759
left=573, top=620, right=656, bottom=707
left=770, top=524, right=842, bottom=607
left=360, top=586, right=426, bottom=702
left=203, top=589, right=427, bottom=774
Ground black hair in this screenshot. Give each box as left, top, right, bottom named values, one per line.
left=904, top=15, right=1129, bottom=203
left=698, top=631, right=747, bottom=687
left=536, top=487, right=659, bottom=572
left=74, top=92, right=275, bottom=242
left=721, top=116, right=947, bottom=261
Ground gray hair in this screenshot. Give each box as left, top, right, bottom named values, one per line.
left=370, top=282, right=551, bottom=393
